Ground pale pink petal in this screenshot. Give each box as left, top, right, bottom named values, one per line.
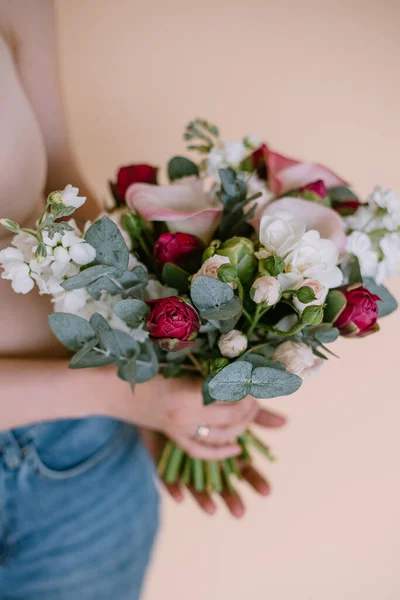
left=126, top=181, right=222, bottom=243
left=276, top=162, right=347, bottom=195
left=264, top=197, right=347, bottom=254
left=267, top=150, right=299, bottom=195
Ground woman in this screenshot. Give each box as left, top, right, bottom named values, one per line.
left=0, top=1, right=286, bottom=598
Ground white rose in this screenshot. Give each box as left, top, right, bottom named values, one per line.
left=273, top=341, right=323, bottom=378
left=293, top=279, right=328, bottom=313
left=376, top=232, right=400, bottom=283
left=68, top=242, right=96, bottom=266
left=192, top=255, right=231, bottom=283
left=259, top=211, right=305, bottom=257
left=218, top=330, right=248, bottom=358
left=60, top=184, right=86, bottom=209
left=251, top=275, right=281, bottom=305
left=283, top=230, right=343, bottom=289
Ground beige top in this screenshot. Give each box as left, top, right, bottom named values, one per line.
left=0, top=33, right=60, bottom=356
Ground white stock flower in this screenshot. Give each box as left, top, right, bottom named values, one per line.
left=192, top=255, right=231, bottom=283
left=259, top=211, right=305, bottom=257
left=60, top=185, right=86, bottom=209
left=206, top=142, right=248, bottom=180
left=224, top=142, right=247, bottom=165
left=292, top=279, right=328, bottom=313
left=282, top=230, right=343, bottom=289
left=0, top=248, right=35, bottom=294
left=273, top=341, right=323, bottom=378
left=376, top=233, right=400, bottom=283
left=145, top=279, right=178, bottom=300
left=346, top=231, right=379, bottom=279
left=68, top=242, right=96, bottom=266
left=218, top=330, right=248, bottom=358
left=12, top=232, right=37, bottom=261
left=251, top=275, right=281, bottom=305
left=53, top=288, right=90, bottom=314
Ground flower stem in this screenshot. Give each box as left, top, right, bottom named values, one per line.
left=187, top=353, right=207, bottom=377
left=246, top=305, right=268, bottom=337
left=242, top=308, right=253, bottom=324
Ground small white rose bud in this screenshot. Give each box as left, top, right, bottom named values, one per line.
left=251, top=275, right=281, bottom=305
left=69, top=242, right=96, bottom=266
left=272, top=341, right=323, bottom=379
left=293, top=279, right=328, bottom=313
left=192, top=255, right=236, bottom=288
left=218, top=329, right=248, bottom=358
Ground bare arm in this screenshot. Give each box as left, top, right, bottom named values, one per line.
left=2, top=0, right=100, bottom=222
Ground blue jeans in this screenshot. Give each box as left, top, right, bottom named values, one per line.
left=0, top=418, right=160, bottom=599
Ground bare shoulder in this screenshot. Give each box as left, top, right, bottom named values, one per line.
left=0, top=0, right=54, bottom=49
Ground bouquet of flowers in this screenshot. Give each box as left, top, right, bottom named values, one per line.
left=1, top=118, right=398, bottom=497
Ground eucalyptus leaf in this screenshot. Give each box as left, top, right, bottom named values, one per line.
left=238, top=354, right=286, bottom=370
left=250, top=366, right=302, bottom=398
left=209, top=313, right=241, bottom=333
left=219, top=168, right=238, bottom=197
left=48, top=313, right=96, bottom=351
left=209, top=361, right=252, bottom=402
left=68, top=349, right=115, bottom=369
left=202, top=375, right=216, bottom=406
left=113, top=331, right=140, bottom=358
left=364, top=277, right=398, bottom=318
left=85, top=216, right=129, bottom=271
left=118, top=357, right=137, bottom=391
left=114, top=299, right=150, bottom=328
left=61, top=265, right=122, bottom=291
left=191, top=276, right=242, bottom=321
left=307, top=324, right=340, bottom=344
left=341, top=254, right=363, bottom=285
left=69, top=338, right=99, bottom=367
left=87, top=266, right=147, bottom=300
left=136, top=341, right=159, bottom=383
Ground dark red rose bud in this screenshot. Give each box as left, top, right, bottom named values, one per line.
left=299, top=179, right=327, bottom=199
left=147, top=297, right=201, bottom=351
left=115, top=164, right=158, bottom=202
left=250, top=144, right=269, bottom=179
left=335, top=286, right=381, bottom=337
left=154, top=232, right=204, bottom=272
left=332, top=199, right=362, bottom=216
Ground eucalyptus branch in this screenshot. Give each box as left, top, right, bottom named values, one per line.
left=187, top=353, right=207, bottom=377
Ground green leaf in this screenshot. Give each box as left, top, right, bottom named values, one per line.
left=364, top=277, right=398, bottom=318
left=250, top=366, right=302, bottom=399
left=86, top=266, right=148, bottom=300
left=190, top=276, right=242, bottom=321
left=41, top=221, right=74, bottom=239
left=69, top=338, right=99, bottom=367
left=209, top=361, right=252, bottom=402
left=61, top=265, right=122, bottom=291
left=202, top=375, right=216, bottom=406
left=118, top=357, right=137, bottom=391
left=113, top=331, right=140, bottom=358
left=85, top=216, right=129, bottom=271
left=136, top=341, right=159, bottom=383
left=209, top=314, right=241, bottom=333
left=238, top=354, right=286, bottom=370
left=307, top=324, right=340, bottom=344
left=328, top=186, right=359, bottom=202
left=50, top=204, right=76, bottom=219
left=297, top=286, right=317, bottom=304
left=89, top=313, right=122, bottom=358
left=114, top=299, right=150, bottom=328
left=341, top=254, right=363, bottom=285
left=219, top=168, right=238, bottom=197
left=68, top=349, right=115, bottom=369
left=167, top=156, right=199, bottom=181
left=324, top=290, right=347, bottom=323
left=48, top=313, right=96, bottom=351
left=162, top=262, right=189, bottom=293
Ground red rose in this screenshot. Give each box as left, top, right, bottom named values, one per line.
left=332, top=199, right=362, bottom=216
left=335, top=286, right=381, bottom=337
left=111, top=164, right=158, bottom=204
left=154, top=232, right=204, bottom=272
left=298, top=179, right=327, bottom=199
left=147, top=297, right=201, bottom=351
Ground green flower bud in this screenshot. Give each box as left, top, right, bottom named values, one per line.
left=209, top=357, right=230, bottom=376
left=217, top=263, right=238, bottom=284
left=121, top=212, right=144, bottom=238
left=0, top=219, right=20, bottom=234
left=202, top=246, right=216, bottom=262
left=210, top=239, right=221, bottom=249
left=48, top=191, right=63, bottom=205
left=301, top=305, right=324, bottom=326
left=259, top=255, right=285, bottom=276
left=296, top=286, right=317, bottom=304
left=217, top=237, right=256, bottom=285
left=35, top=243, right=48, bottom=265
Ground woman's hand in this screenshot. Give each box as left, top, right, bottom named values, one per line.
left=140, top=406, right=286, bottom=518
left=111, top=375, right=267, bottom=461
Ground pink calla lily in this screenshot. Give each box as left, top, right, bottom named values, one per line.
left=253, top=145, right=347, bottom=196
left=126, top=180, right=223, bottom=244
left=263, top=197, right=347, bottom=254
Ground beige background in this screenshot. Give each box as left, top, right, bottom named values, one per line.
left=55, top=1, right=400, bottom=598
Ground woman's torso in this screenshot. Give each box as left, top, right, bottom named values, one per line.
left=0, top=31, right=65, bottom=357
